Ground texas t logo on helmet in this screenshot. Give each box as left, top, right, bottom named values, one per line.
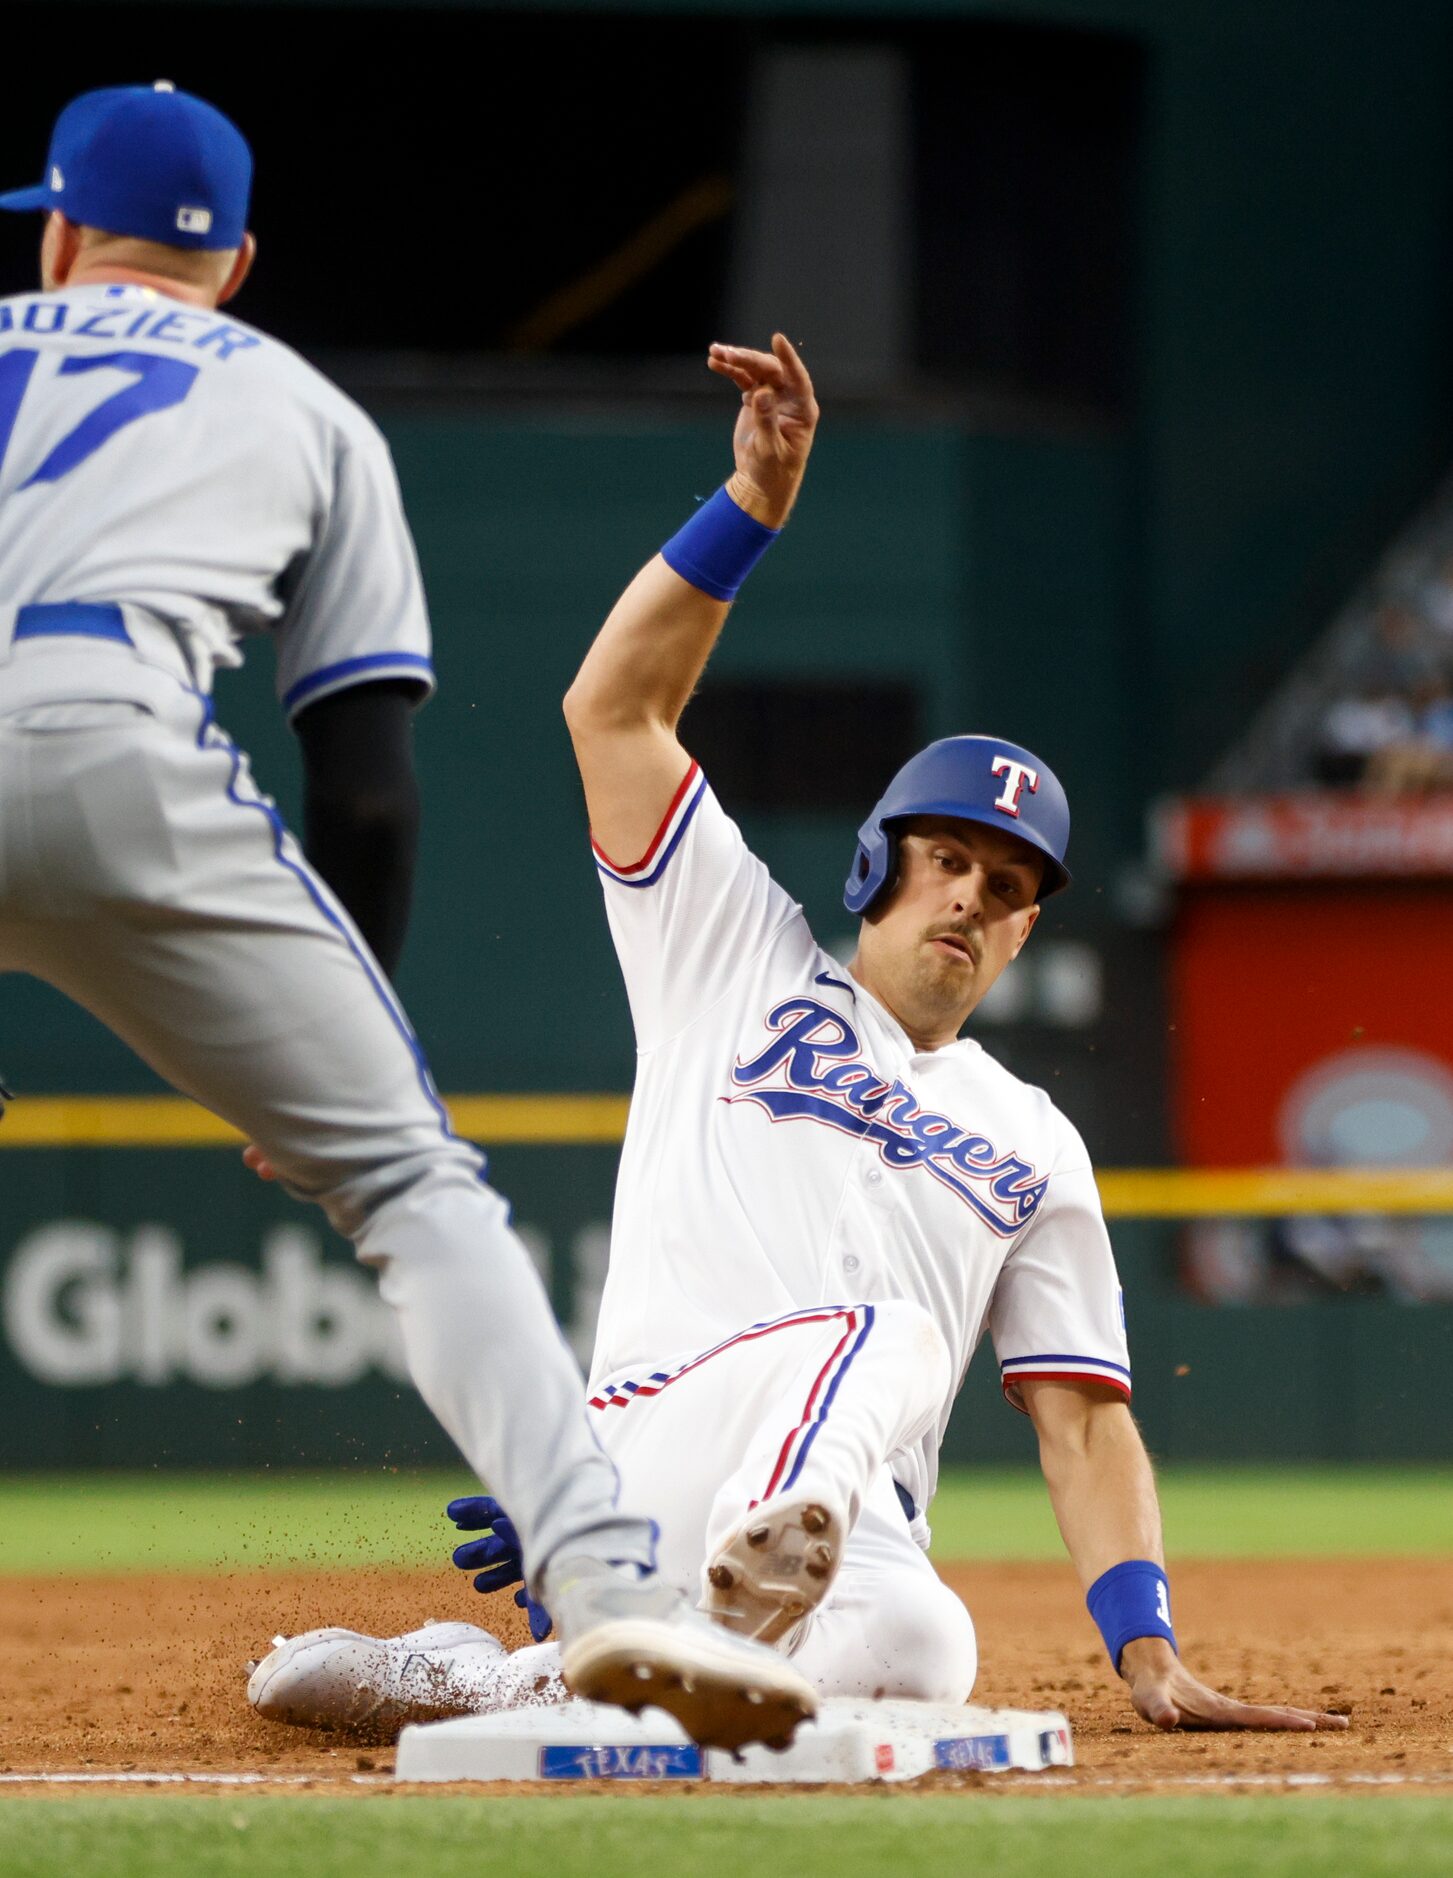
left=990, top=755, right=1039, bottom=817
left=843, top=734, right=1072, bottom=915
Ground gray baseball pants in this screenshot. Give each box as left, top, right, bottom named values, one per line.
left=0, top=631, right=653, bottom=1589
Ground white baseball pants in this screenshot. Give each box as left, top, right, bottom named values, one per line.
left=588, top=1299, right=978, bottom=1701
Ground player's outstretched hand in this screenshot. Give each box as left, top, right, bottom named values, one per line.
left=708, top=332, right=819, bottom=530
left=447, top=1494, right=554, bottom=1642
left=242, top=1144, right=277, bottom=1182
left=1120, top=1639, right=1351, bottom=1732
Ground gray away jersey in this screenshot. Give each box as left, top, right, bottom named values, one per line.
left=0, top=282, right=431, bottom=716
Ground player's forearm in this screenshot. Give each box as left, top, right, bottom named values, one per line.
left=303, top=788, right=419, bottom=978
left=295, top=681, right=422, bottom=979
left=1030, top=1389, right=1165, bottom=1590
left=564, top=555, right=730, bottom=739
left=566, top=334, right=815, bottom=743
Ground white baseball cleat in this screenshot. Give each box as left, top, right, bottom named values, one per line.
left=246, top=1622, right=512, bottom=1737
left=547, top=1558, right=817, bottom=1753
left=700, top=1497, right=845, bottom=1647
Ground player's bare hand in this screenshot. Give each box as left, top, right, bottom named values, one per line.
left=242, top=1143, right=278, bottom=1182
left=707, top=333, right=819, bottom=529
left=1121, top=1640, right=1351, bottom=1732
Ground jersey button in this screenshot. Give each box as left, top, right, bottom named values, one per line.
left=843, top=1254, right=861, bottom=1273
left=865, top=1169, right=882, bottom=1185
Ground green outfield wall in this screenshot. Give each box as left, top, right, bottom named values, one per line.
left=2, top=416, right=1451, bottom=1467
left=0, top=1144, right=1448, bottom=1468
left=6, top=0, right=1453, bottom=1466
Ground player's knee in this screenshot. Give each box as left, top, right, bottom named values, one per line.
left=321, top=1143, right=502, bottom=1247
left=848, top=1570, right=983, bottom=1705
left=870, top=1574, right=978, bottom=1704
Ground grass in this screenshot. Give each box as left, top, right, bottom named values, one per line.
left=925, top=1464, right=1453, bottom=1561
left=0, top=1464, right=1448, bottom=1576
left=0, top=1468, right=478, bottom=1574
left=0, top=1796, right=1450, bottom=1877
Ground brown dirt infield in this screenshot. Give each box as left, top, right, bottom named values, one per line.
left=0, top=1558, right=1448, bottom=1794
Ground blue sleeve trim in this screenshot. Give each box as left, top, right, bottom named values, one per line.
left=283, top=651, right=434, bottom=716
left=592, top=772, right=707, bottom=889
left=1000, top=1352, right=1132, bottom=1379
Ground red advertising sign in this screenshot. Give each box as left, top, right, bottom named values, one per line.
left=1153, top=794, right=1453, bottom=882
left=1170, top=884, right=1453, bottom=1166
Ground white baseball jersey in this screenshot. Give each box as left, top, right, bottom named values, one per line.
left=0, top=282, right=431, bottom=715
left=590, top=763, right=1130, bottom=1520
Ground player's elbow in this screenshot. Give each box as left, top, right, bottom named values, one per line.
left=561, top=677, right=592, bottom=737
left=317, top=779, right=420, bottom=845
left=563, top=674, right=636, bottom=739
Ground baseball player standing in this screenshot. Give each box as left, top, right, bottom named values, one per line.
left=252, top=334, right=1347, bottom=1737
left=0, top=84, right=816, bottom=1750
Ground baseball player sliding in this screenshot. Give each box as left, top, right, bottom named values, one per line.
left=0, top=84, right=818, bottom=1751
left=252, top=337, right=1347, bottom=1737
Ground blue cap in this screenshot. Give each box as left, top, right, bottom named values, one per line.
left=843, top=734, right=1072, bottom=915
left=0, top=83, right=251, bottom=250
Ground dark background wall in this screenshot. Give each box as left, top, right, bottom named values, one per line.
left=1, top=0, right=1451, bottom=1462
left=2, top=0, right=1450, bottom=1121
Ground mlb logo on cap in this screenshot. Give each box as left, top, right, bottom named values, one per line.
left=0, top=82, right=252, bottom=250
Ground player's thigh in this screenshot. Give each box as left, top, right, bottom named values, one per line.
left=3, top=712, right=455, bottom=1180
left=591, top=1308, right=870, bottom=1595
left=35, top=914, right=449, bottom=1180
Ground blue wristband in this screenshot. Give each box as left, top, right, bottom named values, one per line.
left=1086, top=1559, right=1178, bottom=1674
left=660, top=485, right=779, bottom=602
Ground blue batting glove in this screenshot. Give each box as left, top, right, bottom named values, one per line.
left=446, top=1494, right=553, bottom=1643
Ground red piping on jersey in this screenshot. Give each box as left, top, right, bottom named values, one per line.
left=591, top=760, right=700, bottom=874
left=759, top=1312, right=858, bottom=1501
left=1001, top=1369, right=1132, bottom=1416
left=587, top=1306, right=853, bottom=1411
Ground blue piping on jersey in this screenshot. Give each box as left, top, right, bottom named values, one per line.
left=780, top=1303, right=876, bottom=1494
left=282, top=651, right=435, bottom=716
left=189, top=690, right=471, bottom=1164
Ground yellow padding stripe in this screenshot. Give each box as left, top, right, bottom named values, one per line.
left=0, top=1098, right=1449, bottom=1214
left=1096, top=1168, right=1453, bottom=1217
left=0, top=1094, right=630, bottom=1149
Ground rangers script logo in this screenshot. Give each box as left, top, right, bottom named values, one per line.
left=727, top=997, right=1047, bottom=1236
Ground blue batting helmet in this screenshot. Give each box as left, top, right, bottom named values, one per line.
left=843, top=734, right=1071, bottom=915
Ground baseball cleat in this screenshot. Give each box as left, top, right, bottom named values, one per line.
left=246, top=1621, right=508, bottom=1738
left=700, top=1498, right=844, bottom=1646
left=548, top=1557, right=817, bottom=1753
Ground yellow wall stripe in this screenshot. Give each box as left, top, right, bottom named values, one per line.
left=0, top=1097, right=1449, bottom=1215
left=1095, top=1167, right=1453, bottom=1217
left=0, top=1094, right=630, bottom=1149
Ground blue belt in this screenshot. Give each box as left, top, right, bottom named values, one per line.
left=13, top=602, right=132, bottom=646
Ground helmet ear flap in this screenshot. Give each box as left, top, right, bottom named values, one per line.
left=870, top=825, right=903, bottom=913
left=842, top=820, right=897, bottom=916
